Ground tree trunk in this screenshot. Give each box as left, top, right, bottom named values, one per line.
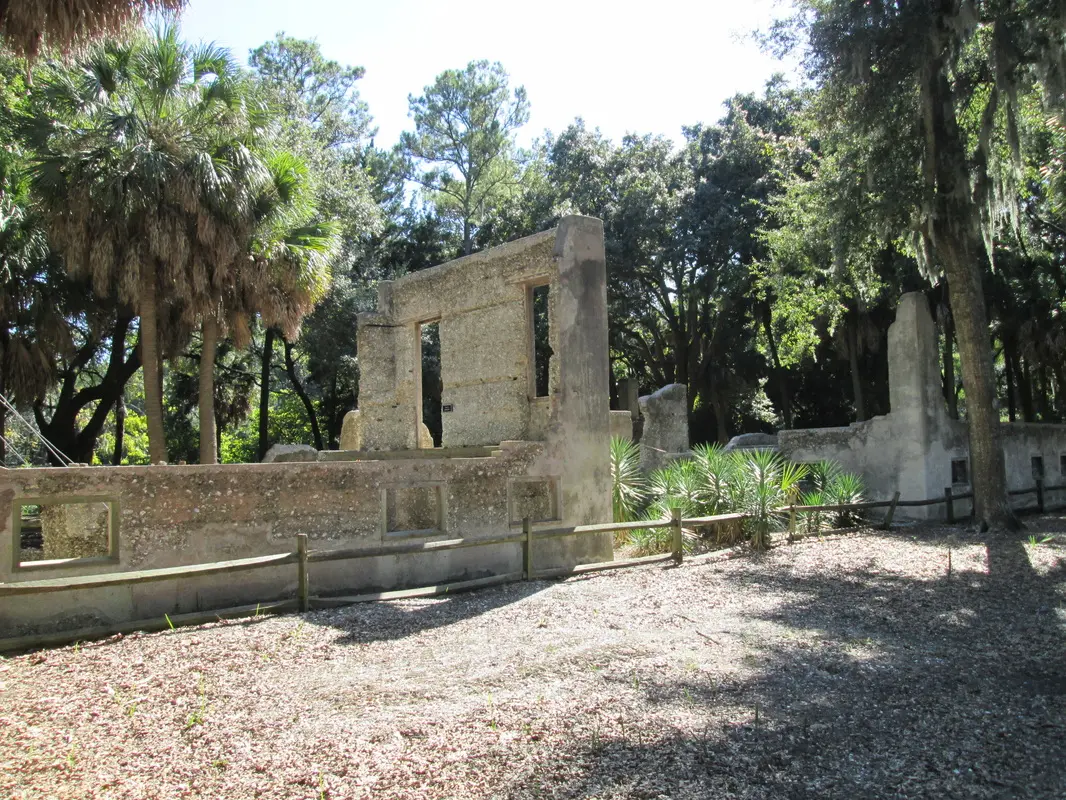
left=1004, top=342, right=1017, bottom=422
left=714, top=395, right=729, bottom=444
left=1020, top=354, right=1035, bottom=422
left=140, top=268, right=168, bottom=464
left=198, top=314, right=218, bottom=465
left=35, top=316, right=140, bottom=465
left=941, top=306, right=958, bottom=419
left=760, top=305, right=792, bottom=429
left=921, top=54, right=1016, bottom=530
left=37, top=316, right=140, bottom=465
left=283, top=338, right=323, bottom=451
left=1037, top=366, right=1051, bottom=421
left=258, top=327, right=275, bottom=461
left=848, top=319, right=866, bottom=422
left=0, top=334, right=6, bottom=465
left=1054, top=364, right=1066, bottom=420
left=113, top=391, right=125, bottom=465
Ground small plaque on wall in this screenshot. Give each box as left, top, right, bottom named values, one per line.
left=442, top=404, right=455, bottom=413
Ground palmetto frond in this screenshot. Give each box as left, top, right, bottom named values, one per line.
left=0, top=0, right=185, bottom=61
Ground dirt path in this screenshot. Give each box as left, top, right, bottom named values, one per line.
left=2, top=520, right=1064, bottom=799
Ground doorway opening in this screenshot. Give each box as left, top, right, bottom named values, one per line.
left=419, top=320, right=443, bottom=447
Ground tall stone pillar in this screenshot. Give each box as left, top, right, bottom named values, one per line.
left=887, top=292, right=950, bottom=512
left=356, top=281, right=420, bottom=451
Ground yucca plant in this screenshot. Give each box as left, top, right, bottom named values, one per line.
left=827, top=472, right=866, bottom=527
left=628, top=495, right=698, bottom=556
left=610, top=436, right=647, bottom=526
left=800, top=489, right=826, bottom=534
left=733, top=450, right=809, bottom=551
left=808, top=459, right=842, bottom=493
left=690, top=443, right=736, bottom=514
left=648, top=459, right=704, bottom=516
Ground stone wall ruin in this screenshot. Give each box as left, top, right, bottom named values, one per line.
left=0, top=216, right=613, bottom=639
left=778, top=292, right=1066, bottom=518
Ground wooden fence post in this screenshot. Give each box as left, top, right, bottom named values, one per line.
left=881, top=491, right=900, bottom=530
left=1036, top=478, right=1045, bottom=513
left=522, top=516, right=533, bottom=580
left=296, top=534, right=309, bottom=613
left=944, top=487, right=954, bottom=524
left=788, top=503, right=797, bottom=541
left=671, top=507, right=683, bottom=564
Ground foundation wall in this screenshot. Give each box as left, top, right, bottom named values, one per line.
left=779, top=292, right=1066, bottom=518
left=0, top=217, right=613, bottom=638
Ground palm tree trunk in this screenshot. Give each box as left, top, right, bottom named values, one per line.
left=922, top=56, right=1016, bottom=530
left=140, top=267, right=168, bottom=464
left=198, top=314, right=218, bottom=464
left=283, top=338, right=323, bottom=450
left=258, top=327, right=275, bottom=461
left=113, top=392, right=125, bottom=465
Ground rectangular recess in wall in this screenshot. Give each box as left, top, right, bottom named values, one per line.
left=382, top=483, right=445, bottom=537
left=528, top=282, right=552, bottom=398
left=950, top=459, right=969, bottom=487
left=11, top=496, right=119, bottom=571
left=1060, top=454, right=1066, bottom=476
left=508, top=478, right=561, bottom=526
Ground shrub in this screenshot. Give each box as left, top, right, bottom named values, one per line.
left=731, top=450, right=808, bottom=551
left=614, top=442, right=863, bottom=552
left=826, top=471, right=866, bottom=527
left=610, top=436, right=646, bottom=524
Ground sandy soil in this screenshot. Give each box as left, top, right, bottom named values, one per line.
left=2, top=518, right=1064, bottom=799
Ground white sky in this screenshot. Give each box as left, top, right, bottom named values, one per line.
left=176, top=0, right=798, bottom=149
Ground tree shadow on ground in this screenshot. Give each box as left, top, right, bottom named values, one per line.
left=301, top=578, right=552, bottom=646
left=502, top=525, right=1066, bottom=799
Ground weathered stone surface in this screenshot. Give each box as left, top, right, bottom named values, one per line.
left=356, top=230, right=560, bottom=449
left=610, top=410, right=634, bottom=441
left=638, top=384, right=689, bottom=472
left=418, top=422, right=434, bottom=449
left=262, top=444, right=318, bottom=463
left=724, top=433, right=778, bottom=452
left=339, top=410, right=361, bottom=451
left=340, top=411, right=432, bottom=452
left=40, top=502, right=109, bottom=560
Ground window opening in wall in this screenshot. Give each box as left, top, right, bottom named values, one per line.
left=531, top=284, right=552, bottom=398
left=1032, top=455, right=1045, bottom=481
left=419, top=320, right=442, bottom=447
left=14, top=499, right=116, bottom=567
left=951, top=458, right=969, bottom=486
left=1060, top=454, right=1066, bottom=476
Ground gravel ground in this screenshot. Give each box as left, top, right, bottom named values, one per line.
left=2, top=518, right=1065, bottom=799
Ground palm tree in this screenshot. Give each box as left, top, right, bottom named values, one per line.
left=0, top=0, right=184, bottom=60
left=29, top=26, right=271, bottom=463
left=197, top=151, right=336, bottom=464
